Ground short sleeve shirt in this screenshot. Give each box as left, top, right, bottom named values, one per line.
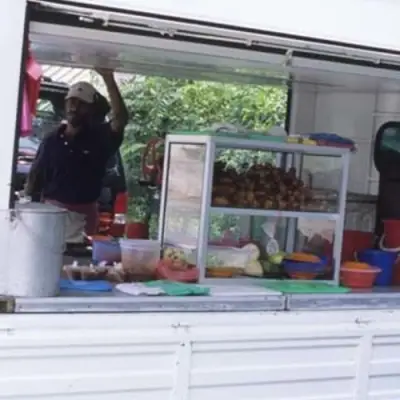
left=37, top=122, right=123, bottom=204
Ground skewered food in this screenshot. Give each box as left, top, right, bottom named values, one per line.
left=212, top=162, right=313, bottom=211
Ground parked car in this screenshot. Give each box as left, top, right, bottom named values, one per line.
left=15, top=78, right=128, bottom=237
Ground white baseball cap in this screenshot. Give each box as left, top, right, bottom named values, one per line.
left=66, top=81, right=97, bottom=104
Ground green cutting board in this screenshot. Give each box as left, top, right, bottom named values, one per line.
left=260, top=280, right=350, bottom=294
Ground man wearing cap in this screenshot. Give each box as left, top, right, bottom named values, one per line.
left=25, top=68, right=128, bottom=240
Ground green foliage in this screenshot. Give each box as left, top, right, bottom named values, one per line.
left=120, top=77, right=287, bottom=237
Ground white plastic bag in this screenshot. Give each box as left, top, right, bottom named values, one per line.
left=64, top=211, right=86, bottom=243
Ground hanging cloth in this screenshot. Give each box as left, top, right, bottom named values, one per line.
left=20, top=84, right=32, bottom=136
left=20, top=42, right=42, bottom=136
left=25, top=44, right=42, bottom=116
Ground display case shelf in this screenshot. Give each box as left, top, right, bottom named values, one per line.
left=211, top=207, right=340, bottom=220
left=170, top=132, right=350, bottom=156
left=158, top=132, right=351, bottom=285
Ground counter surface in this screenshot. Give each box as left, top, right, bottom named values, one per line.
left=14, top=290, right=285, bottom=313
left=11, top=286, right=400, bottom=313
left=287, top=287, right=400, bottom=310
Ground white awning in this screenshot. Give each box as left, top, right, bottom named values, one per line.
left=28, top=0, right=400, bottom=91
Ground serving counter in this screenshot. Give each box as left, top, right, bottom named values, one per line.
left=7, top=285, right=400, bottom=313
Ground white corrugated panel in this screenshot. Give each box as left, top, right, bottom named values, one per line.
left=42, top=64, right=134, bottom=93
left=42, top=65, right=92, bottom=84
left=1, top=310, right=400, bottom=399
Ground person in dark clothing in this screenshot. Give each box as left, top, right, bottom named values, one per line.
left=25, top=69, right=128, bottom=238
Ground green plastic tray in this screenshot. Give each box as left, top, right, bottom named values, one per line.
left=144, top=280, right=210, bottom=296
left=260, top=280, right=350, bottom=294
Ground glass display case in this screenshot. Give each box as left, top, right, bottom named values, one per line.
left=158, top=132, right=351, bottom=284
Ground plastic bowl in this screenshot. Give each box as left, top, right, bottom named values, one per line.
left=340, top=266, right=381, bottom=289
left=283, top=260, right=326, bottom=280
left=156, top=260, right=200, bottom=283
left=342, top=261, right=371, bottom=270
left=119, top=239, right=161, bottom=280
left=288, top=271, right=319, bottom=280
left=206, top=266, right=244, bottom=278
left=92, top=239, right=121, bottom=263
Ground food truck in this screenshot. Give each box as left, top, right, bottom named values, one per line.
left=1, top=0, right=400, bottom=399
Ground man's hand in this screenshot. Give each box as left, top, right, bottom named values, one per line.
left=94, top=66, right=128, bottom=134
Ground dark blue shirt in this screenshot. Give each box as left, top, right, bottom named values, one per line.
left=35, top=123, right=123, bottom=204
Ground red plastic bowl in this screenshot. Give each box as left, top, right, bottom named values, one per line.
left=155, top=260, right=199, bottom=283
left=340, top=267, right=381, bottom=289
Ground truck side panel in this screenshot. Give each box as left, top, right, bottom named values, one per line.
left=0, top=311, right=399, bottom=400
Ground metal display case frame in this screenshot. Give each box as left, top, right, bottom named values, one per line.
left=158, top=133, right=351, bottom=284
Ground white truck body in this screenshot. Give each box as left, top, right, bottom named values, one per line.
left=1, top=310, right=400, bottom=400
left=2, top=1, right=400, bottom=399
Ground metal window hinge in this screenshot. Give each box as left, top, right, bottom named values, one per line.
left=284, top=49, right=293, bottom=67
left=355, top=317, right=371, bottom=326
left=0, top=297, right=15, bottom=313
left=171, top=322, right=190, bottom=329
left=80, top=11, right=111, bottom=27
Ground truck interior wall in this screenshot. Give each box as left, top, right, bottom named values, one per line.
left=315, top=90, right=376, bottom=195
left=292, top=84, right=387, bottom=195
left=290, top=84, right=398, bottom=232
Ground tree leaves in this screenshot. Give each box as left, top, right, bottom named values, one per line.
left=120, top=76, right=287, bottom=235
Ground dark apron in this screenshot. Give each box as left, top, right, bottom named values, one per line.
left=374, top=122, right=400, bottom=241
left=376, top=180, right=400, bottom=240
